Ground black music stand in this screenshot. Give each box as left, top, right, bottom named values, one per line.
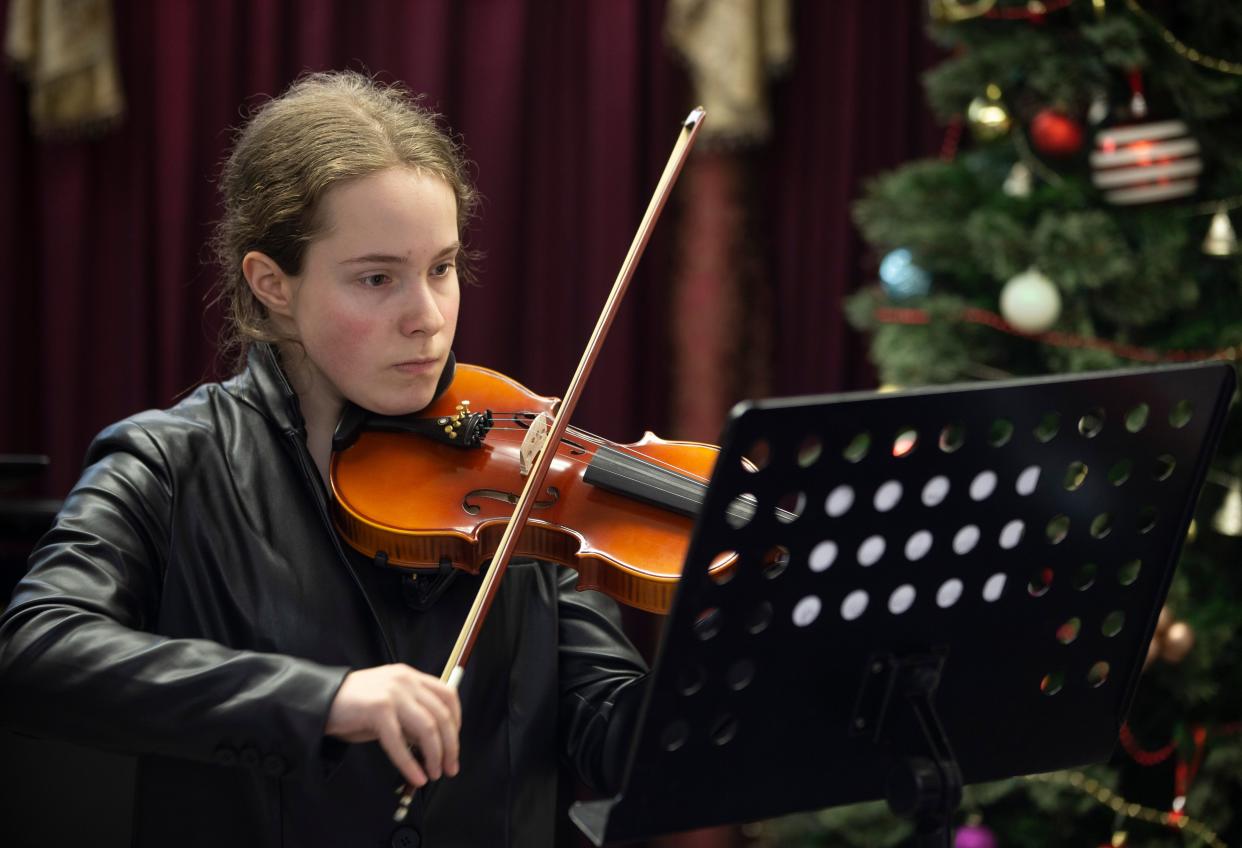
left=571, top=362, right=1235, bottom=846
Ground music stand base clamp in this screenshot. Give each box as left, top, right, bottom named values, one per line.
left=864, top=653, right=963, bottom=848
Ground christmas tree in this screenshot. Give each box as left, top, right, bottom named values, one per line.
left=758, top=1, right=1242, bottom=846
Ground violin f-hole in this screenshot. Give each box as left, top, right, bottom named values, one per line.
left=462, top=486, right=560, bottom=516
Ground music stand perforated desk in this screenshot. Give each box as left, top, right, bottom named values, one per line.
left=571, top=362, right=1235, bottom=846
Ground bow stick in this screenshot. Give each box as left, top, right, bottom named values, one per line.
left=393, top=106, right=705, bottom=821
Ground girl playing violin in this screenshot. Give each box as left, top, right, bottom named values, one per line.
left=0, top=71, right=648, bottom=847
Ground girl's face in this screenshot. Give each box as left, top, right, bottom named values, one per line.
left=282, top=167, right=461, bottom=416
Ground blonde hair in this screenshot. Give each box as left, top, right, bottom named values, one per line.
left=210, top=71, right=478, bottom=365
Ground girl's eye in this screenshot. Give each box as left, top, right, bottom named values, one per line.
left=361, top=273, right=390, bottom=288
left=431, top=262, right=454, bottom=278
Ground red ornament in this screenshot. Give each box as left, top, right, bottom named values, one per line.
left=1030, top=109, right=1085, bottom=156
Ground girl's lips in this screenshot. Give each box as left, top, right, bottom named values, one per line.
left=393, top=358, right=438, bottom=374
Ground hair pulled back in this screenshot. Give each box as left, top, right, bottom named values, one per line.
left=210, top=71, right=478, bottom=365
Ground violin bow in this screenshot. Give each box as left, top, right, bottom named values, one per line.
left=393, top=106, right=705, bottom=821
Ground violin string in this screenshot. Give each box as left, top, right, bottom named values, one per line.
left=460, top=411, right=714, bottom=485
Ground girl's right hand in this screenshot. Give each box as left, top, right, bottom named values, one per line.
left=324, top=664, right=461, bottom=787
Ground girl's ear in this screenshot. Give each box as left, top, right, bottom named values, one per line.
left=243, top=251, right=295, bottom=317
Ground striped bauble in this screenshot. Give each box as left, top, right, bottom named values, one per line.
left=1090, top=119, right=1201, bottom=205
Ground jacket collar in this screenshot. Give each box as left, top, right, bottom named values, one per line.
left=229, top=343, right=306, bottom=434
left=228, top=343, right=459, bottom=435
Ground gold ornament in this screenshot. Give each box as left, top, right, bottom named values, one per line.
left=1156, top=605, right=1173, bottom=636
left=1202, top=207, right=1238, bottom=256
left=929, top=0, right=997, bottom=22
left=1212, top=478, right=1242, bottom=535
left=967, top=84, right=1011, bottom=142
left=1160, top=621, right=1195, bottom=663
left=1003, top=162, right=1033, bottom=197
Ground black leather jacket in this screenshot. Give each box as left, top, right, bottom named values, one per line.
left=0, top=345, right=648, bottom=847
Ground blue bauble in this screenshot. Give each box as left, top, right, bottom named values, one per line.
left=879, top=248, right=931, bottom=300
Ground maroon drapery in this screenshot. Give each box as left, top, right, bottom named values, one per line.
left=2, top=0, right=939, bottom=498
left=1, top=2, right=940, bottom=843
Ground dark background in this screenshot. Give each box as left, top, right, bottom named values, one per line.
left=0, top=2, right=943, bottom=846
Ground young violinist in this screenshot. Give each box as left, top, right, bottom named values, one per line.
left=0, top=71, right=648, bottom=847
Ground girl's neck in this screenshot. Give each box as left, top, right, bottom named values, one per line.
left=276, top=343, right=343, bottom=489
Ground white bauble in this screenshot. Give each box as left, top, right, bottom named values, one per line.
left=1000, top=268, right=1061, bottom=333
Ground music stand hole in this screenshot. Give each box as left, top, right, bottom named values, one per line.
left=939, top=423, right=965, bottom=453
left=840, top=590, right=869, bottom=621
left=1078, top=408, right=1105, bottom=438
left=776, top=491, right=805, bottom=524
left=1169, top=400, right=1193, bottom=429
left=1056, top=617, right=1081, bottom=645
left=952, top=525, right=980, bottom=555
left=874, top=480, right=903, bottom=512
left=694, top=607, right=722, bottom=641
left=743, top=438, right=770, bottom=471
left=1034, top=412, right=1061, bottom=443
left=1074, top=562, right=1098, bottom=591
left=937, top=578, right=964, bottom=608
left=826, top=484, right=855, bottom=518
left=1125, top=403, right=1150, bottom=433
left=1118, top=559, right=1142, bottom=586
left=708, top=550, right=738, bottom=586
left=843, top=432, right=871, bottom=463
left=1138, top=506, right=1158, bottom=534
left=1028, top=567, right=1054, bottom=598
left=1087, top=661, right=1110, bottom=688
left=1064, top=461, right=1088, bottom=491
left=792, top=595, right=822, bottom=627
left=922, top=475, right=950, bottom=507
left=1046, top=515, right=1070, bottom=545
left=1090, top=513, right=1113, bottom=539
left=797, top=435, right=823, bottom=468
left=989, top=418, right=1014, bottom=447
left=1154, top=454, right=1176, bottom=481
left=1040, top=670, right=1065, bottom=696
left=905, top=530, right=933, bottom=561
left=982, top=573, right=1007, bottom=602
left=661, top=720, right=689, bottom=752
left=857, top=535, right=886, bottom=566
left=809, top=540, right=838, bottom=572
left=676, top=664, right=706, bottom=696
left=1015, top=465, right=1041, bottom=496
left=888, top=584, right=916, bottom=615
left=762, top=545, right=791, bottom=580
left=725, top=494, right=757, bottom=529
left=710, top=714, right=739, bottom=746
left=893, top=427, right=918, bottom=458
left=1102, top=610, right=1125, bottom=638
left=746, top=601, right=773, bottom=635
left=970, top=470, right=998, bottom=501
left=999, top=520, right=1025, bottom=550
left=726, top=659, right=756, bottom=691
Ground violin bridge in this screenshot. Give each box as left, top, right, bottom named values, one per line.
left=519, top=411, right=552, bottom=476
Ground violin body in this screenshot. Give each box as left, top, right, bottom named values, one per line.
left=331, top=365, right=727, bottom=613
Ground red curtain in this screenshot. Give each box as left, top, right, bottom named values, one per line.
left=1, top=0, right=939, bottom=497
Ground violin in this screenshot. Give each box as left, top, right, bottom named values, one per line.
left=330, top=363, right=734, bottom=615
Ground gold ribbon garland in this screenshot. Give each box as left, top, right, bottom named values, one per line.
left=1124, top=0, right=1242, bottom=76
left=1026, top=771, right=1226, bottom=848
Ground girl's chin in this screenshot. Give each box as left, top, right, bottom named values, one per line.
left=355, top=388, right=437, bottom=417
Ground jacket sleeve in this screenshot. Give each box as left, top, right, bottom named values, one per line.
left=555, top=568, right=649, bottom=793
left=0, top=419, right=350, bottom=784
